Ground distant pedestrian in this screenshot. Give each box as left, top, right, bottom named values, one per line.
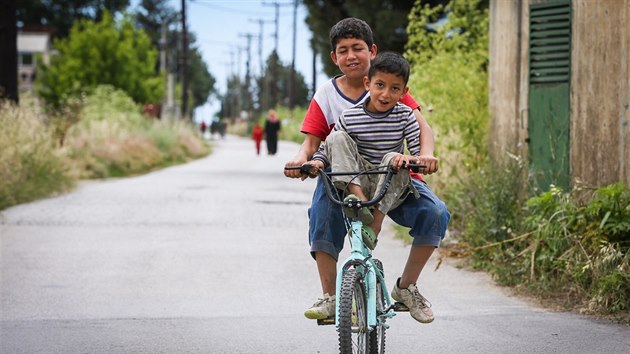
left=252, top=122, right=264, bottom=155
left=200, top=121, right=207, bottom=134
left=264, top=109, right=281, bottom=155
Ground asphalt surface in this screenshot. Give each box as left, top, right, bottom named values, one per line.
left=1, top=134, right=628, bottom=354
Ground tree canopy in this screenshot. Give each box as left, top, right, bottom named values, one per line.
left=17, top=0, right=129, bottom=38
left=37, top=12, right=162, bottom=107
left=303, top=0, right=448, bottom=77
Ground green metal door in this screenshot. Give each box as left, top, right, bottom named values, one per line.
left=528, top=0, right=572, bottom=191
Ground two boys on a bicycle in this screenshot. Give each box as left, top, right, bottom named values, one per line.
left=284, top=17, right=450, bottom=324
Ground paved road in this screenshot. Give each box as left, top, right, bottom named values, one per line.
left=1, top=135, right=628, bottom=354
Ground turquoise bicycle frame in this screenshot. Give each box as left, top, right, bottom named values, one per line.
left=334, top=219, right=397, bottom=328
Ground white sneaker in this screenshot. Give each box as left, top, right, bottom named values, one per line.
left=391, top=278, right=434, bottom=323
left=304, top=293, right=336, bottom=320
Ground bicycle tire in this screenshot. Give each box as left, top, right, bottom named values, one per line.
left=338, top=268, right=369, bottom=354
left=370, top=259, right=386, bottom=354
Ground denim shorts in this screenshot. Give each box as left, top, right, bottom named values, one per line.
left=308, top=175, right=451, bottom=261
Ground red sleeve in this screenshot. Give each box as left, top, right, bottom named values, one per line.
left=300, top=99, right=331, bottom=141
left=400, top=92, right=421, bottom=111
left=403, top=92, right=424, bottom=182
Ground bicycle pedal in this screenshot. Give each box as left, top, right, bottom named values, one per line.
left=317, top=317, right=335, bottom=326
left=393, top=302, right=409, bottom=312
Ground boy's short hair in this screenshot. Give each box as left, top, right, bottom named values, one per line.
left=329, top=17, right=374, bottom=52
left=368, top=52, right=410, bottom=85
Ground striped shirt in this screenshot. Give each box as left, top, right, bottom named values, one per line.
left=301, top=75, right=420, bottom=141
left=313, top=98, right=421, bottom=166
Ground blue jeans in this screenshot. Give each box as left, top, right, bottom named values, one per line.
left=308, top=174, right=451, bottom=261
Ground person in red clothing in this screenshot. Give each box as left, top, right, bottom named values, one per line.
left=252, top=122, right=264, bottom=156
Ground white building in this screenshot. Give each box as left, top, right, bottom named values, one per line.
left=17, top=31, right=53, bottom=91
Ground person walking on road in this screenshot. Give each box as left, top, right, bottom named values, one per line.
left=252, top=122, right=264, bottom=156
left=264, top=109, right=282, bottom=155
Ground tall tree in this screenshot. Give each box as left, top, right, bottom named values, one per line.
left=187, top=45, right=216, bottom=110
left=0, top=0, right=18, bottom=103
left=134, top=1, right=215, bottom=112
left=302, top=0, right=448, bottom=77
left=134, top=0, right=177, bottom=48
left=257, top=51, right=309, bottom=112
left=17, top=0, right=129, bottom=39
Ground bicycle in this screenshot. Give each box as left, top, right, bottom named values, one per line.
left=286, top=163, right=426, bottom=354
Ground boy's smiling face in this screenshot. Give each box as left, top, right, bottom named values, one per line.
left=363, top=71, right=409, bottom=113
left=331, top=37, right=377, bottom=80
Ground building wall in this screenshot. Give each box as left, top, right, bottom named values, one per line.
left=570, top=0, right=630, bottom=186
left=489, top=0, right=630, bottom=187
left=488, top=0, right=523, bottom=159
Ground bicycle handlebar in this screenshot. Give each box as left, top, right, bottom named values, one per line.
left=284, top=163, right=427, bottom=208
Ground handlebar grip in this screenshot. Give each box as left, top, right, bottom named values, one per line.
left=403, top=163, right=428, bottom=173
left=284, top=164, right=317, bottom=177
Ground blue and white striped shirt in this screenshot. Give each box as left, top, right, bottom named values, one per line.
left=313, top=98, right=421, bottom=166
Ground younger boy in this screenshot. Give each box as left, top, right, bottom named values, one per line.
left=308, top=52, right=421, bottom=245
left=284, top=18, right=450, bottom=324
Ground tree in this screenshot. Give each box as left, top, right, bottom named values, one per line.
left=17, top=0, right=129, bottom=39
left=37, top=11, right=162, bottom=107
left=187, top=45, right=216, bottom=110
left=257, top=51, right=309, bottom=112
left=134, top=0, right=177, bottom=47
left=0, top=0, right=18, bottom=103
left=302, top=0, right=450, bottom=77
left=134, top=1, right=216, bottom=112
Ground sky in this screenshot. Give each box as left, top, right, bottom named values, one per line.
left=132, top=0, right=330, bottom=122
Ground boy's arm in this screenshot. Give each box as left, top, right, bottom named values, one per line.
left=284, top=133, right=322, bottom=180
left=413, top=108, right=439, bottom=174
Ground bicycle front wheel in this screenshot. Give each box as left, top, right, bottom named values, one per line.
left=338, top=268, right=369, bottom=354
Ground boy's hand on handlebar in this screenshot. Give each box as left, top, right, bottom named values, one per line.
left=303, top=160, right=324, bottom=179
left=284, top=158, right=307, bottom=179
left=390, top=153, right=415, bottom=171
left=284, top=160, right=324, bottom=180
left=416, top=154, right=439, bottom=174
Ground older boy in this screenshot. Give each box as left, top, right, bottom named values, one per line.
left=284, top=18, right=450, bottom=324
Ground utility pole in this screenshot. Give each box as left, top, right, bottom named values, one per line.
left=262, top=1, right=292, bottom=109
left=181, top=0, right=189, bottom=119
left=289, top=0, right=297, bottom=111
left=239, top=33, right=256, bottom=118
left=249, top=18, right=273, bottom=111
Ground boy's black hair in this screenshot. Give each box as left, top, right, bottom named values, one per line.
left=368, top=52, right=410, bottom=85
left=329, top=17, right=374, bottom=52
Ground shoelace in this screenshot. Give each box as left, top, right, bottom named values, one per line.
left=412, top=288, right=432, bottom=309
left=312, top=297, right=333, bottom=307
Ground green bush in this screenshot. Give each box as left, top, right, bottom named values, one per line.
left=405, top=0, right=489, bottom=192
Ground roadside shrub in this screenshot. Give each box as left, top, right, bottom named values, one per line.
left=459, top=179, right=630, bottom=314
left=64, top=86, right=209, bottom=178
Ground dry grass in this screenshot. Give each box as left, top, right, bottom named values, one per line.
left=1, top=87, right=210, bottom=210
left=0, top=99, right=73, bottom=209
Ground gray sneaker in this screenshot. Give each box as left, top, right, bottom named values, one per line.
left=304, top=293, right=336, bottom=320
left=391, top=279, right=434, bottom=323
